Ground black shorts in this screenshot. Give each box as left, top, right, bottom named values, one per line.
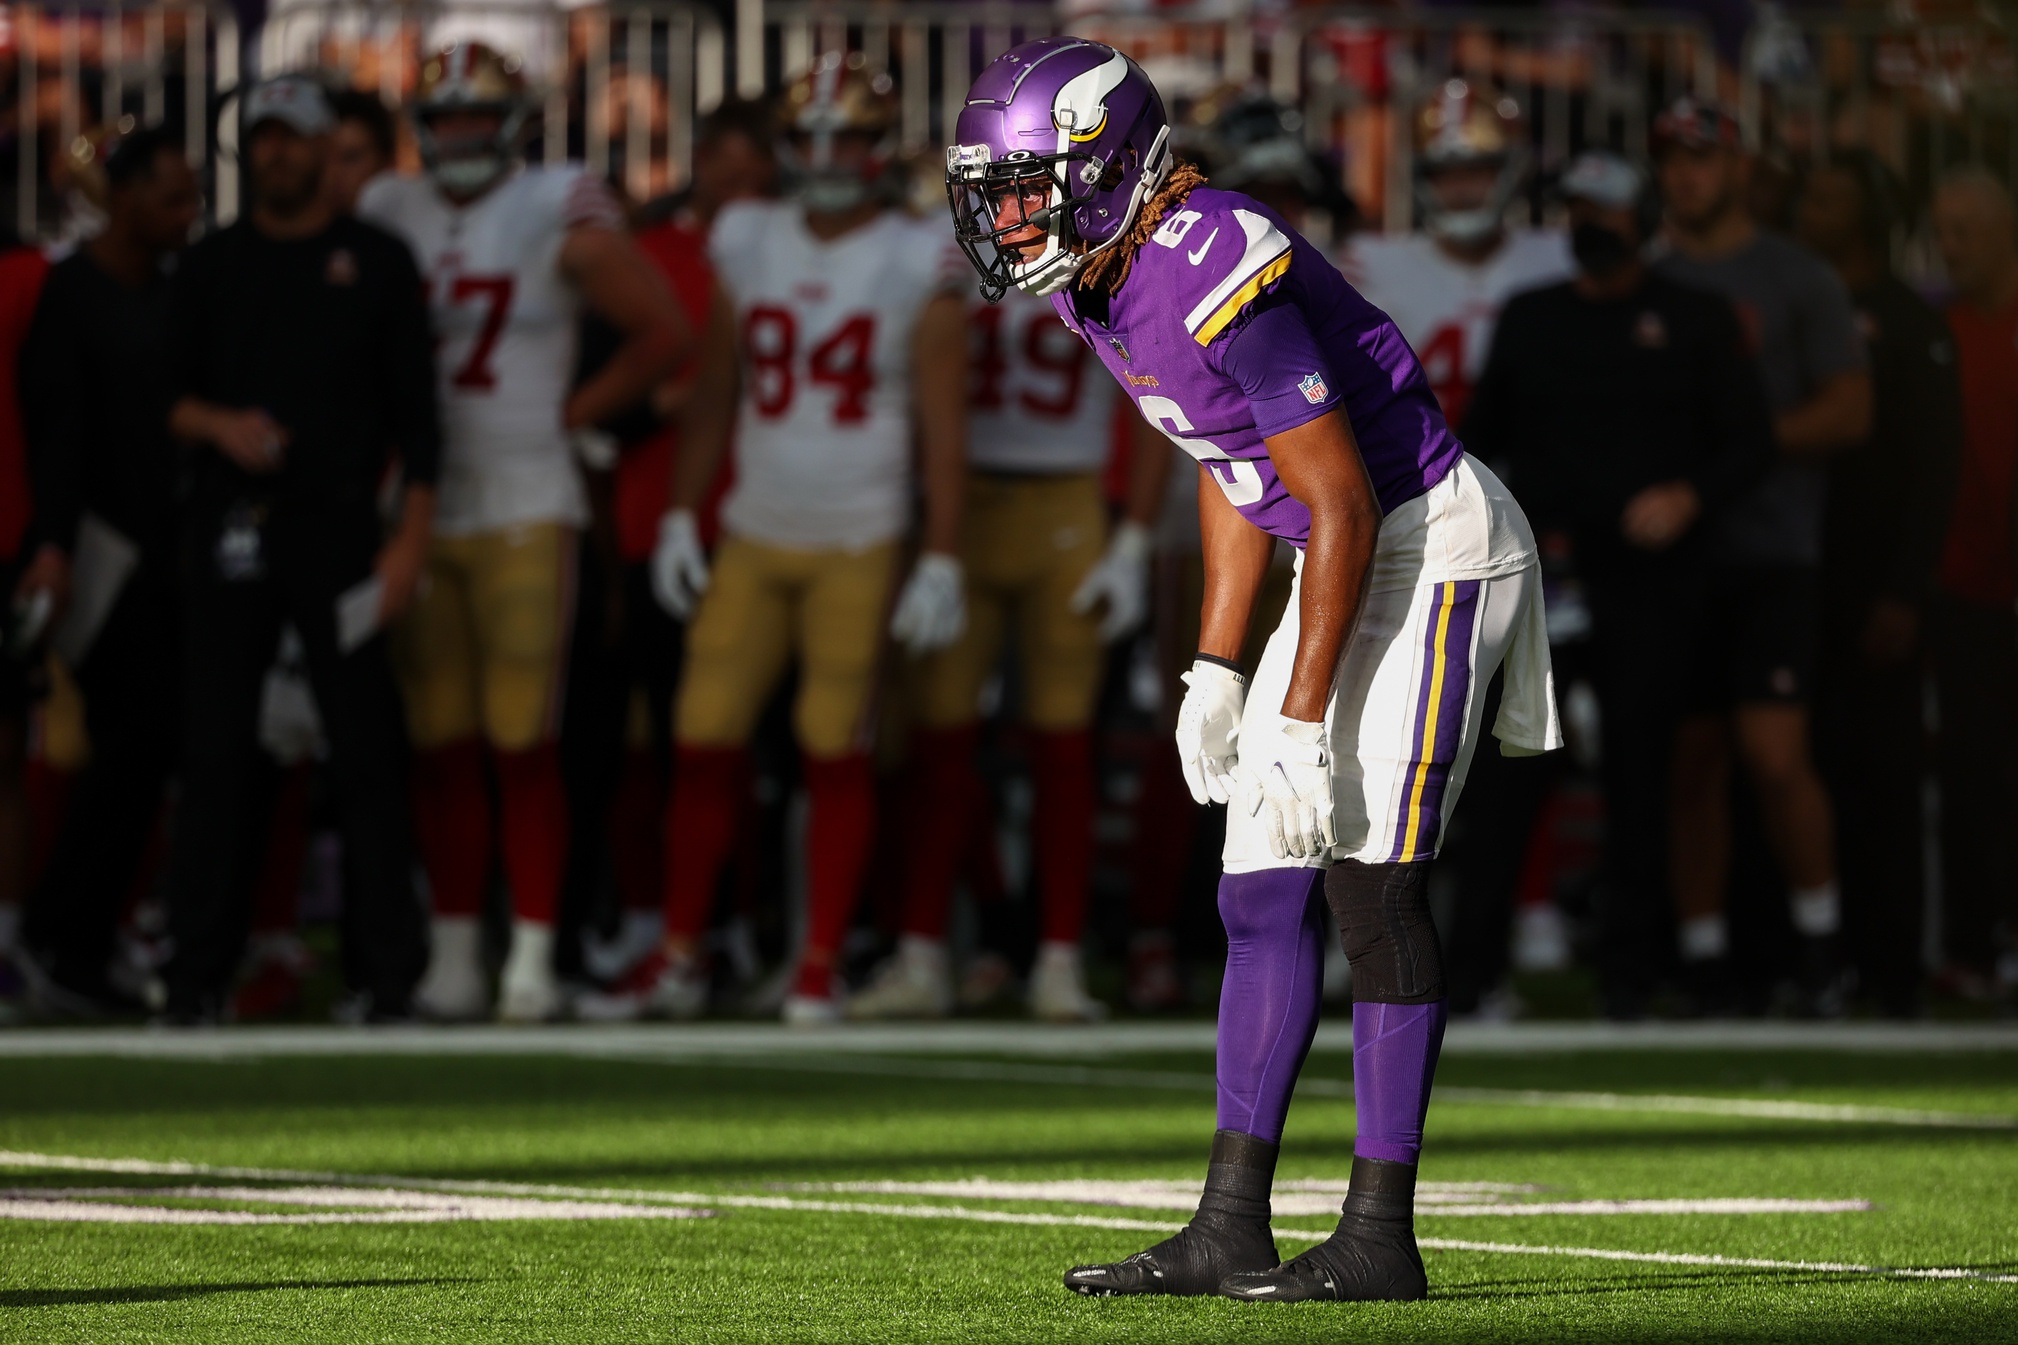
left=1682, top=565, right=1820, bottom=712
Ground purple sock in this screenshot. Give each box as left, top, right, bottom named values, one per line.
left=1351, top=1000, right=1449, bottom=1165
left=1214, top=868, right=1327, bottom=1143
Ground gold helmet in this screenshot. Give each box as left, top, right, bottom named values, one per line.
left=414, top=41, right=532, bottom=196
left=1413, top=78, right=1527, bottom=244
left=777, top=52, right=898, bottom=212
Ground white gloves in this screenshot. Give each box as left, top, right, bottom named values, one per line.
left=650, top=510, right=710, bottom=619
left=1245, top=718, right=1337, bottom=861
left=890, top=552, right=966, bottom=654
left=1175, top=658, right=1246, bottom=806
left=1070, top=520, right=1154, bottom=641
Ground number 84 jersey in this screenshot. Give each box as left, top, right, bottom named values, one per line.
left=360, top=165, right=622, bottom=537
left=709, top=199, right=966, bottom=550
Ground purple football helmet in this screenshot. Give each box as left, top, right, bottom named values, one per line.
left=947, top=37, right=1171, bottom=301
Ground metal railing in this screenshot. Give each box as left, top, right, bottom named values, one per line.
left=260, top=0, right=727, bottom=206
left=2, top=2, right=2012, bottom=244
left=3, top=2, right=239, bottom=237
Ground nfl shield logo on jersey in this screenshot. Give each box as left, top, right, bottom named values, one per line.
left=1298, top=370, right=1329, bottom=404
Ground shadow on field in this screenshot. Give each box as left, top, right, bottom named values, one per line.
left=0, top=1277, right=473, bottom=1308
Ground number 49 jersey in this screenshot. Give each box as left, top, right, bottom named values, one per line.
left=968, top=287, right=1116, bottom=474
left=709, top=200, right=965, bottom=550
left=359, top=165, right=624, bottom=536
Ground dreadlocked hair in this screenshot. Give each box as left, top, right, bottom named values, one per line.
left=1076, top=160, right=1208, bottom=295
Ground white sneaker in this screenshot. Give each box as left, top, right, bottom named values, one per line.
left=847, top=937, right=953, bottom=1020
left=1029, top=941, right=1108, bottom=1023
left=782, top=992, right=843, bottom=1026
left=1512, top=902, right=1572, bottom=973
left=575, top=949, right=710, bottom=1022
left=582, top=909, right=664, bottom=984
left=496, top=920, right=562, bottom=1023
left=415, top=916, right=488, bottom=1021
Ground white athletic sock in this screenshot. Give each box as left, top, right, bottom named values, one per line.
left=1679, top=913, right=1729, bottom=962
left=0, top=902, right=20, bottom=953
left=1789, top=882, right=1842, bottom=938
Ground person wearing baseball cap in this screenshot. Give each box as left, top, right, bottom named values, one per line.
left=157, top=73, right=440, bottom=1023
left=1464, top=148, right=1775, bottom=1018
left=1650, top=94, right=1871, bottom=1018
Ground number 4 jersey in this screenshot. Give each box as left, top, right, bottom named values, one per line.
left=709, top=200, right=966, bottom=550
left=359, top=165, right=624, bottom=536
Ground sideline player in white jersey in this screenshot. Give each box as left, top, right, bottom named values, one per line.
left=607, top=53, right=968, bottom=1025
left=848, top=283, right=1170, bottom=1022
left=1341, top=80, right=1571, bottom=431
left=358, top=42, right=688, bottom=1022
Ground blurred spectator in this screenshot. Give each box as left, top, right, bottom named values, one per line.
left=160, top=76, right=437, bottom=1023
left=1799, top=152, right=1963, bottom=1017
left=1343, top=81, right=1573, bottom=1013
left=1652, top=97, right=1870, bottom=1014
left=359, top=44, right=689, bottom=1023
left=324, top=88, right=397, bottom=215
left=18, top=126, right=199, bottom=1009
left=1468, top=151, right=1772, bottom=1018
left=644, top=97, right=778, bottom=231
left=566, top=211, right=718, bottom=992
left=1928, top=166, right=2018, bottom=1003
left=0, top=228, right=50, bottom=1021
left=1343, top=80, right=1570, bottom=431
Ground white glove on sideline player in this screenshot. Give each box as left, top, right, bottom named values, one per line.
left=1175, top=658, right=1246, bottom=806
left=891, top=553, right=966, bottom=654
left=1245, top=718, right=1337, bottom=861
left=1069, top=520, right=1154, bottom=641
left=650, top=510, right=710, bottom=619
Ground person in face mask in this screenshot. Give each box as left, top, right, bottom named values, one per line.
left=1465, top=150, right=1775, bottom=1018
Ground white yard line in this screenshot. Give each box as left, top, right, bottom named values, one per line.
left=0, top=1183, right=710, bottom=1225
left=0, top=1149, right=2008, bottom=1284
left=688, top=1054, right=2018, bottom=1131
left=0, top=1021, right=2014, bottom=1060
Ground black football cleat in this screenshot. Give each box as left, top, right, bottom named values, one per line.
left=1064, top=1130, right=1279, bottom=1297
left=1219, top=1155, right=1428, bottom=1304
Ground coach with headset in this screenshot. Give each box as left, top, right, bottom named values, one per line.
left=1464, top=150, right=1774, bottom=1017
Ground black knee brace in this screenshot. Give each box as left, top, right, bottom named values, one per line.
left=1324, top=860, right=1445, bottom=1003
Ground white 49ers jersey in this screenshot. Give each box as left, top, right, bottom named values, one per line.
left=709, top=199, right=964, bottom=550
left=358, top=165, right=624, bottom=536
left=968, top=287, right=1117, bottom=474
left=1340, top=230, right=1571, bottom=431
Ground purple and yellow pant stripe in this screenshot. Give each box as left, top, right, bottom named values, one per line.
left=1387, top=579, right=1482, bottom=863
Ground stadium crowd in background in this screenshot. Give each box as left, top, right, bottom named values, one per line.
left=0, top=38, right=2014, bottom=1029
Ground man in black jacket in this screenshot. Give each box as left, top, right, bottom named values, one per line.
left=1797, top=152, right=1963, bottom=1015
left=162, top=76, right=439, bottom=1021
left=1466, top=151, right=1773, bottom=1016
left=19, top=125, right=198, bottom=1007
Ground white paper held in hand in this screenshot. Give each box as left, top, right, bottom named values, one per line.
left=335, top=576, right=386, bottom=654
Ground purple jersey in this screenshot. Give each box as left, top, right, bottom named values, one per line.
left=1053, top=188, right=1463, bottom=546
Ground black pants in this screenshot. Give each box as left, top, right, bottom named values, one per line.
left=1932, top=598, right=2018, bottom=974
left=1814, top=594, right=1928, bottom=1012
left=558, top=551, right=684, bottom=974
left=166, top=497, right=421, bottom=1015
left=1443, top=673, right=1563, bottom=1011
left=1587, top=560, right=1706, bottom=1006
left=26, top=564, right=179, bottom=992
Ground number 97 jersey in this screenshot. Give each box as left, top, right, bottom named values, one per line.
left=708, top=200, right=966, bottom=550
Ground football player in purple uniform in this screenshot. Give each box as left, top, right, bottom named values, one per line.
left=948, top=38, right=1559, bottom=1303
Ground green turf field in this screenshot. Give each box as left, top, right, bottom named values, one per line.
left=3, top=1029, right=2015, bottom=1343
